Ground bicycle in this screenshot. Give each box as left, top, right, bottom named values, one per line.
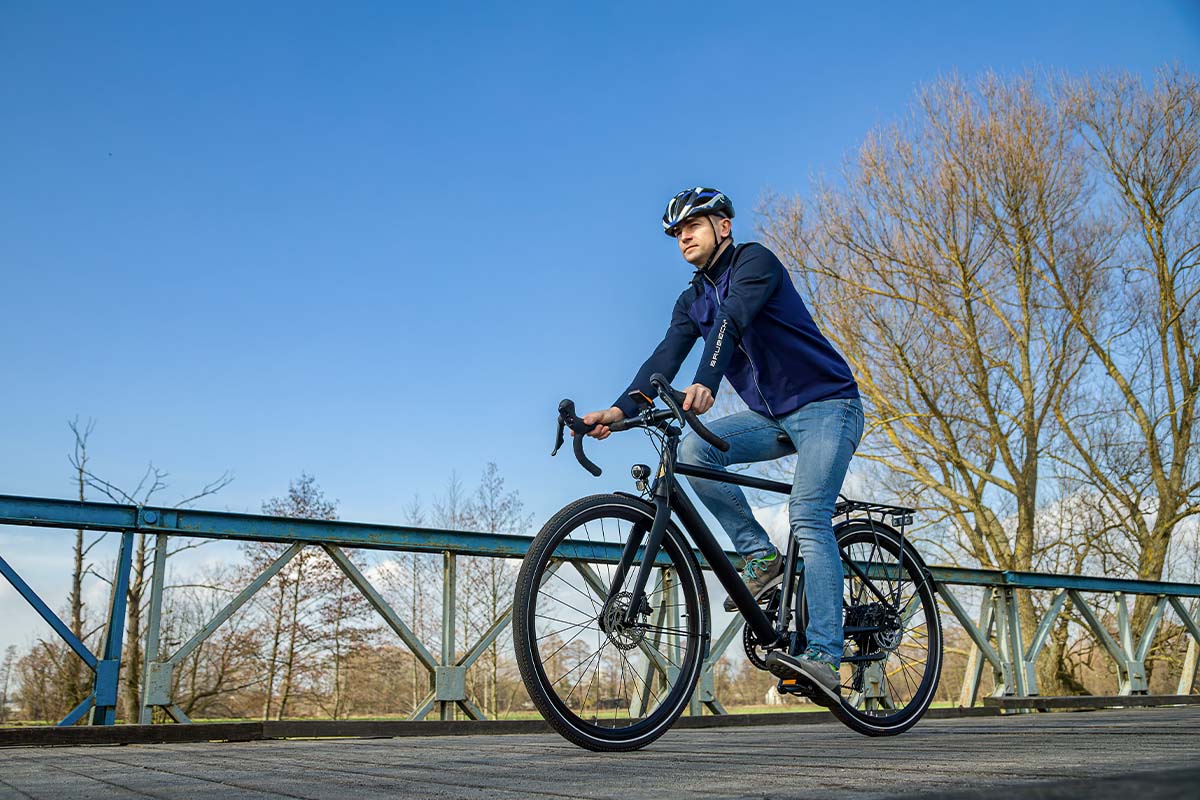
left=513, top=374, right=942, bottom=751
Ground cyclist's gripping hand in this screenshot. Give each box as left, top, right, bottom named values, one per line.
left=682, top=383, right=715, bottom=415
left=578, top=406, right=625, bottom=441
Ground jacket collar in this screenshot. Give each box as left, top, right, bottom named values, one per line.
left=691, top=240, right=737, bottom=290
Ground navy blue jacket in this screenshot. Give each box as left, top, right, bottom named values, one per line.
left=613, top=242, right=858, bottom=420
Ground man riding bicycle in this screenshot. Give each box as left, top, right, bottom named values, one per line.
left=580, top=186, right=863, bottom=704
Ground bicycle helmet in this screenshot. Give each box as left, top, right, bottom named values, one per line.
left=662, top=187, right=735, bottom=236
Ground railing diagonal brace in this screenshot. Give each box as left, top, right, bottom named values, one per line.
left=323, top=544, right=439, bottom=674
left=1025, top=588, right=1069, bottom=663
left=708, top=615, right=745, bottom=664
left=1169, top=596, right=1200, bottom=644
left=938, top=584, right=1003, bottom=670
left=167, top=542, right=304, bottom=667
left=0, top=554, right=98, bottom=670
left=459, top=607, right=513, bottom=670
left=1068, top=590, right=1126, bottom=664
left=1134, top=596, right=1168, bottom=664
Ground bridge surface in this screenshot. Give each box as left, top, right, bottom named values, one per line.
left=1, top=708, right=1197, bottom=799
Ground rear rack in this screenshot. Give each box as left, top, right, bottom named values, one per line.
left=833, top=496, right=915, bottom=528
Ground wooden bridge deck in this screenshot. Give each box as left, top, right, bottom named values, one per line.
left=1, top=707, right=1197, bottom=799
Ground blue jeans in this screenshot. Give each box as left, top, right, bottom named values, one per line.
left=678, top=397, right=864, bottom=666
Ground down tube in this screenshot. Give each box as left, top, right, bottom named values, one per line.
left=669, top=485, right=781, bottom=647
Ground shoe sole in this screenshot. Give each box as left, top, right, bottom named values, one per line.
left=722, top=575, right=785, bottom=613
left=765, top=652, right=842, bottom=710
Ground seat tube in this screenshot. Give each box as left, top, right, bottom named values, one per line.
left=777, top=534, right=801, bottom=644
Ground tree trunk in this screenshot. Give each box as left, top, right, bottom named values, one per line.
left=261, top=577, right=286, bottom=720
left=122, top=533, right=148, bottom=722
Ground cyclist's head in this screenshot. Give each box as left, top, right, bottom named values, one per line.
left=663, top=187, right=734, bottom=269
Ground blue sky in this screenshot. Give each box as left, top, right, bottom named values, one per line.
left=2, top=2, right=1198, bottom=653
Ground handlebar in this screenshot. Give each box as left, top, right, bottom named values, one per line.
left=551, top=377, right=730, bottom=476
left=551, top=399, right=603, bottom=476
left=647, top=374, right=731, bottom=453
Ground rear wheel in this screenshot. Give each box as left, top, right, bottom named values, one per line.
left=513, top=494, right=709, bottom=751
left=794, top=520, right=942, bottom=735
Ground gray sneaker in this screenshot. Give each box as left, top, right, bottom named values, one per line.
left=723, top=549, right=784, bottom=612
left=765, top=650, right=842, bottom=709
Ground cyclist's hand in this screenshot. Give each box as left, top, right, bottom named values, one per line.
left=682, top=384, right=715, bottom=415
left=577, top=407, right=625, bottom=440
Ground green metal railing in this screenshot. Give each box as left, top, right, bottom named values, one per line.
left=1, top=493, right=1198, bottom=725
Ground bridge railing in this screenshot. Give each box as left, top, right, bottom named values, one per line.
left=1, top=493, right=1198, bottom=725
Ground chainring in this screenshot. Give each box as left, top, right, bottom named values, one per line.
left=742, top=586, right=783, bottom=669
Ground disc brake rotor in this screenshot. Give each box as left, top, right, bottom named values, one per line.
left=601, top=591, right=647, bottom=651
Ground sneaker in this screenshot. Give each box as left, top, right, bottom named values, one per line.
left=723, top=549, right=784, bottom=612
left=765, top=650, right=842, bottom=709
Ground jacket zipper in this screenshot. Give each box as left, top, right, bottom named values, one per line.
left=703, top=271, right=778, bottom=419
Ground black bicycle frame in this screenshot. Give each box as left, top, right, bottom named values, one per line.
left=606, top=428, right=786, bottom=649
left=605, top=429, right=914, bottom=655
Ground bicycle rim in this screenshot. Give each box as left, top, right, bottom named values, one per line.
left=514, top=495, right=706, bottom=750
left=797, top=521, right=942, bottom=734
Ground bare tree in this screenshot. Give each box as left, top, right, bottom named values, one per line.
left=248, top=473, right=337, bottom=720
left=762, top=74, right=1097, bottom=660
left=395, top=493, right=435, bottom=713
left=1050, top=68, right=1200, bottom=643
left=758, top=67, right=1200, bottom=693
left=77, top=447, right=233, bottom=721
left=469, top=463, right=533, bottom=716
left=64, top=417, right=105, bottom=710
left=0, top=644, right=16, bottom=724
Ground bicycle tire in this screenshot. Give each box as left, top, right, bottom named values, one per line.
left=793, top=519, right=943, bottom=736
left=513, top=493, right=709, bottom=751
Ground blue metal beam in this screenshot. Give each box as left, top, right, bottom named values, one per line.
left=58, top=693, right=95, bottom=727
left=0, top=493, right=682, bottom=565
left=0, top=493, right=572, bottom=559
left=0, top=553, right=97, bottom=669
left=4, top=491, right=1200, bottom=725
left=89, top=531, right=134, bottom=725
left=5, top=494, right=1200, bottom=596
left=929, top=565, right=1200, bottom=598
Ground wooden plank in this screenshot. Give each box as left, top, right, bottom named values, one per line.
left=0, top=706, right=1001, bottom=748
left=0, top=721, right=262, bottom=747
left=983, top=694, right=1200, bottom=709
left=3, top=709, right=1198, bottom=800
left=262, top=718, right=551, bottom=738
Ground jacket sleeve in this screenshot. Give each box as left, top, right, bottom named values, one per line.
left=692, top=244, right=782, bottom=392
left=613, top=291, right=700, bottom=418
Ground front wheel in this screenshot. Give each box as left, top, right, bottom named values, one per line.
left=513, top=494, right=709, bottom=751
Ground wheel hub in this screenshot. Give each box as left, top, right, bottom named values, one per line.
left=846, top=602, right=903, bottom=651
left=601, top=591, right=647, bottom=651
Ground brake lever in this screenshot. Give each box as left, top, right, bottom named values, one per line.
left=552, top=399, right=603, bottom=476
left=551, top=417, right=566, bottom=457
